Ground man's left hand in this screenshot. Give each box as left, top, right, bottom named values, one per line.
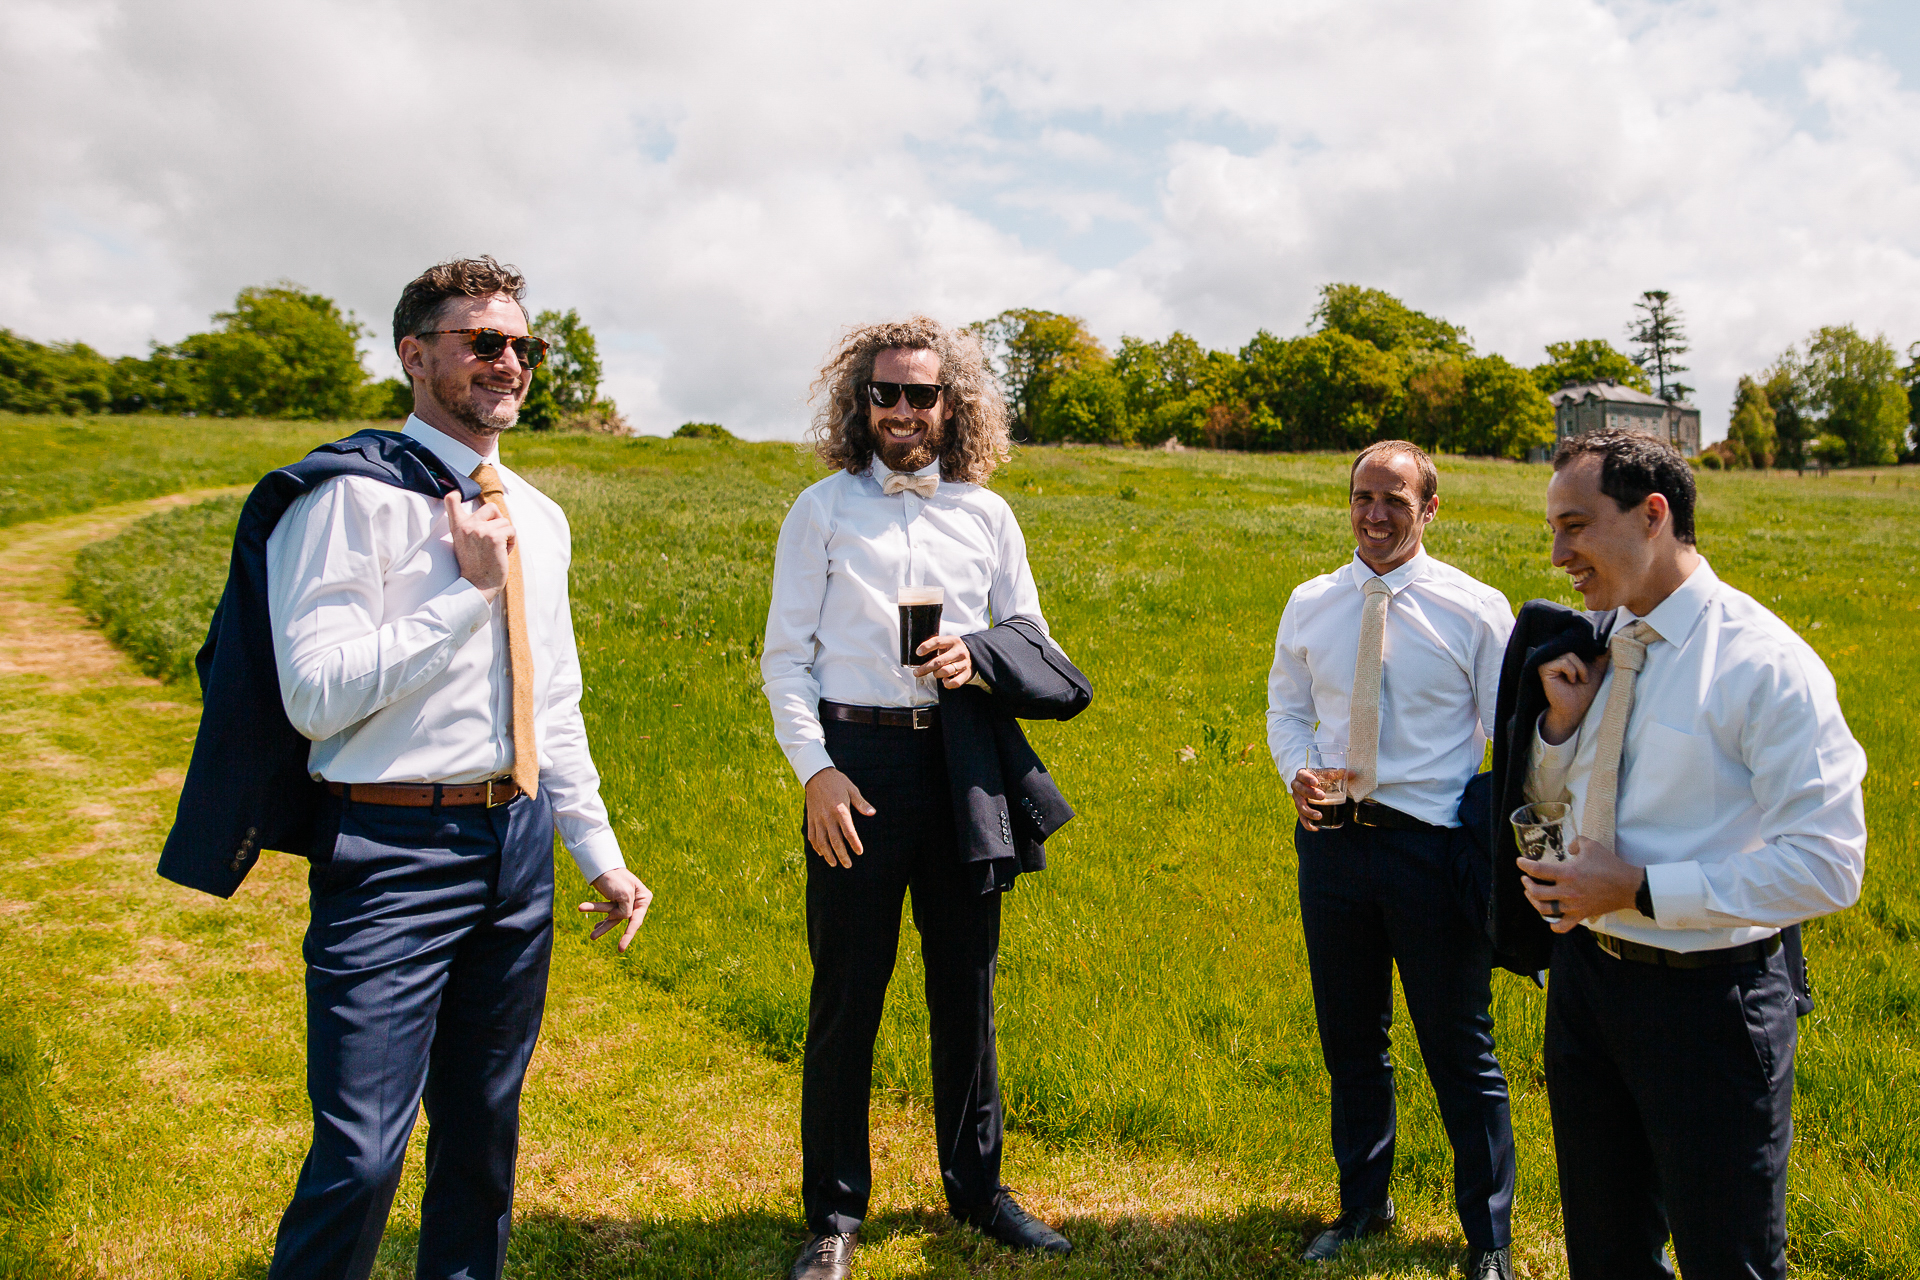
left=1517, top=835, right=1644, bottom=933
left=913, top=634, right=974, bottom=688
left=579, top=867, right=653, bottom=951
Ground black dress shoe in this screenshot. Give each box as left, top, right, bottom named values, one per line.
left=959, top=1190, right=1072, bottom=1255
left=1301, top=1197, right=1395, bottom=1262
left=788, top=1232, right=856, bottom=1280
left=1467, top=1246, right=1513, bottom=1280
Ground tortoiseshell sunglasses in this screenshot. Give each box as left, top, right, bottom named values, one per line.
left=416, top=328, right=549, bottom=368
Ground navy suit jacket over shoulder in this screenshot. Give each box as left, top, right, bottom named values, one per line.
left=938, top=618, right=1093, bottom=895
left=156, top=431, right=481, bottom=899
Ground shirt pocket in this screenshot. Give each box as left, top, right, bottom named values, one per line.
left=1629, top=722, right=1715, bottom=830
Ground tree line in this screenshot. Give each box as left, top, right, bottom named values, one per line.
left=1714, top=329, right=1917, bottom=470
left=971, top=285, right=1920, bottom=466
left=7, top=279, right=1915, bottom=463
left=0, top=283, right=618, bottom=430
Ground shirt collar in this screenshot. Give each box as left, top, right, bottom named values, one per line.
left=403, top=414, right=496, bottom=476
left=1624, top=556, right=1719, bottom=644
left=1349, top=547, right=1431, bottom=595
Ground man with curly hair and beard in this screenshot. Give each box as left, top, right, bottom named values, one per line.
left=763, top=317, right=1092, bottom=1280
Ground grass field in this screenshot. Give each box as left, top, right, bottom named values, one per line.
left=0, top=414, right=340, bottom=530
left=3, top=417, right=1918, bottom=1277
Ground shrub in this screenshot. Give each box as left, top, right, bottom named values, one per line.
left=674, top=422, right=736, bottom=441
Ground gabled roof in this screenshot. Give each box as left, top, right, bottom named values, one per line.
left=1548, top=380, right=1696, bottom=411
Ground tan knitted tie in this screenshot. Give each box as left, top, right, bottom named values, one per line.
left=1347, top=577, right=1393, bottom=802
left=471, top=464, right=539, bottom=798
left=1579, top=620, right=1660, bottom=851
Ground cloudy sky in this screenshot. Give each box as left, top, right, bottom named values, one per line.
left=3, top=0, right=1916, bottom=440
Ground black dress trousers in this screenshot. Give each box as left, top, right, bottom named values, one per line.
left=801, top=716, right=1004, bottom=1236
left=1545, top=927, right=1795, bottom=1280
left=1295, top=820, right=1515, bottom=1251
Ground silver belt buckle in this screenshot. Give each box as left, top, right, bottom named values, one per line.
left=910, top=705, right=934, bottom=731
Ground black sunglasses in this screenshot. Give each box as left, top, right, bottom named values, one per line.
left=417, top=328, right=550, bottom=368
left=864, top=381, right=946, bottom=411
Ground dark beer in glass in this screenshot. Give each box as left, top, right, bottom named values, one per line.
left=898, top=586, right=945, bottom=666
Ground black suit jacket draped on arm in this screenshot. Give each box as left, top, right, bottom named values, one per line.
left=938, top=617, right=1093, bottom=895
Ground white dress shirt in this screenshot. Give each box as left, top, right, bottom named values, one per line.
left=761, top=457, right=1051, bottom=785
left=265, top=415, right=625, bottom=883
left=1525, top=559, right=1866, bottom=952
left=1267, top=549, right=1514, bottom=828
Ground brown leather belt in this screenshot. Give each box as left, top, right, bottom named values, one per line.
left=820, top=700, right=939, bottom=730
left=1592, top=929, right=1781, bottom=969
left=325, top=778, right=521, bottom=809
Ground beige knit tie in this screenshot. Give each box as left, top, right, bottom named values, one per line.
left=1579, top=619, right=1660, bottom=851
left=472, top=464, right=539, bottom=798
left=1347, top=577, right=1393, bottom=802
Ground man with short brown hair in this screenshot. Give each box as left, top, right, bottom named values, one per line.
left=162, top=256, right=649, bottom=1280
left=1267, top=440, right=1517, bottom=1278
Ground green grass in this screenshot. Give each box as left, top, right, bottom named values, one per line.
left=22, top=427, right=1920, bottom=1276
left=0, top=1000, right=67, bottom=1278
left=71, top=494, right=243, bottom=686
left=0, top=412, right=339, bottom=529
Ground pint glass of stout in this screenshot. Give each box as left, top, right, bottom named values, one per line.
left=898, top=586, right=945, bottom=667
left=1308, top=741, right=1349, bottom=828
left=1511, top=801, right=1576, bottom=919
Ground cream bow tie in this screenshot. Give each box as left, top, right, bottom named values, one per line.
left=881, top=471, right=939, bottom=499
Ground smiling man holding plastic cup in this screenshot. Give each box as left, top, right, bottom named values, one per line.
left=761, top=317, right=1091, bottom=1280
left=1516, top=430, right=1867, bottom=1279
left=1266, top=441, right=1518, bottom=1278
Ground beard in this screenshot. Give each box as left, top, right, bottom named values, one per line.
left=873, top=416, right=948, bottom=474
left=429, top=364, right=521, bottom=436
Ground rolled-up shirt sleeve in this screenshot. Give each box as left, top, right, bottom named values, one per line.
left=1265, top=598, right=1316, bottom=779
left=537, top=526, right=626, bottom=884
left=761, top=492, right=835, bottom=786
left=1647, top=644, right=1867, bottom=930
left=267, top=477, right=492, bottom=744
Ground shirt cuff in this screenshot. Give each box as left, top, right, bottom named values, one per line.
left=786, top=741, right=836, bottom=788
left=1645, top=861, right=1709, bottom=929
left=1531, top=711, right=1578, bottom=768
left=565, top=827, right=626, bottom=885
left=435, top=577, right=494, bottom=641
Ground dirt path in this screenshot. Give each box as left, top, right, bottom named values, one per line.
left=0, top=489, right=243, bottom=684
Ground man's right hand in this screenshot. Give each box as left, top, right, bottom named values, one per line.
left=1539, top=650, right=1610, bottom=745
left=804, top=767, right=875, bottom=869
left=442, top=492, right=513, bottom=602
left=1290, top=767, right=1329, bottom=832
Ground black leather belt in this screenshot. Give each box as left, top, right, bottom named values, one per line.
left=1591, top=929, right=1781, bottom=969
left=1343, top=799, right=1446, bottom=833
left=820, top=700, right=939, bottom=730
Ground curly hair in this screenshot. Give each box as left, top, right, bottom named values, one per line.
left=807, top=316, right=1011, bottom=484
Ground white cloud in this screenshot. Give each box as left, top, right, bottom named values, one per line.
left=1, top=0, right=1915, bottom=439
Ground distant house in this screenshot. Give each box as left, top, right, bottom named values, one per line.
left=1546, top=380, right=1701, bottom=459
